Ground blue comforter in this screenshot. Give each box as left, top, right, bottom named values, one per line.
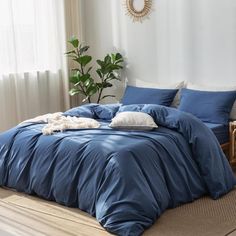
left=0, top=104, right=235, bottom=236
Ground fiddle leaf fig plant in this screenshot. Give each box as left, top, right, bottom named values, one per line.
left=66, top=36, right=124, bottom=103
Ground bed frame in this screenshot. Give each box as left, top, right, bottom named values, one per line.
left=221, top=122, right=236, bottom=167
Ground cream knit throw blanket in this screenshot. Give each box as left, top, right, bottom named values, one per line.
left=21, top=113, right=100, bottom=135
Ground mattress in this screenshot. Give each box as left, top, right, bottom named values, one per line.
left=204, top=122, right=229, bottom=144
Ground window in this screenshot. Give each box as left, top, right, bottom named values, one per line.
left=0, top=0, right=62, bottom=74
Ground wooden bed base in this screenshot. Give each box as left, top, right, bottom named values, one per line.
left=221, top=122, right=236, bottom=167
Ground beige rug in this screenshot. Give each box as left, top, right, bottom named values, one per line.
left=0, top=187, right=236, bottom=236
left=145, top=188, right=236, bottom=236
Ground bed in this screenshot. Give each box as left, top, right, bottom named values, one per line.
left=0, top=103, right=235, bottom=236
left=204, top=122, right=229, bottom=145
left=204, top=122, right=231, bottom=156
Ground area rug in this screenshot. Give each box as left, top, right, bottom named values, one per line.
left=145, top=188, right=236, bottom=236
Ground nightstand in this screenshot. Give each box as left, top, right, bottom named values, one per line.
left=229, top=121, right=236, bottom=166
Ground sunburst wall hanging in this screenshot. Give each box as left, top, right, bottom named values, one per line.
left=124, top=0, right=153, bottom=23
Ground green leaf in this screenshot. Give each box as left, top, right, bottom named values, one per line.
left=115, top=53, right=122, bottom=60
left=68, top=36, right=79, bottom=48
left=86, top=84, right=98, bottom=96
left=111, top=53, right=116, bottom=62
left=80, top=74, right=90, bottom=83
left=102, top=82, right=113, bottom=88
left=76, top=55, right=92, bottom=66
left=104, top=55, right=111, bottom=64
left=71, top=68, right=81, bottom=72
left=69, top=75, right=79, bottom=84
left=108, top=64, right=121, bottom=71
left=84, top=79, right=91, bottom=87
left=98, top=65, right=109, bottom=75
left=96, top=69, right=103, bottom=78
left=115, top=59, right=124, bottom=64
left=79, top=46, right=89, bottom=54
left=65, top=50, right=76, bottom=55
left=106, top=73, right=119, bottom=81
left=96, top=82, right=103, bottom=88
left=96, top=60, right=104, bottom=67
left=69, top=88, right=80, bottom=96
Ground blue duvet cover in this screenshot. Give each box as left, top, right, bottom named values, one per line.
left=0, top=104, right=235, bottom=236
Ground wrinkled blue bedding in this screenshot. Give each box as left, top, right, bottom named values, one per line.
left=0, top=104, right=235, bottom=236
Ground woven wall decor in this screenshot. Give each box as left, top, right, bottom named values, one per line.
left=124, top=0, right=152, bottom=23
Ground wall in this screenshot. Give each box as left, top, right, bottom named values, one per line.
left=80, top=0, right=236, bottom=102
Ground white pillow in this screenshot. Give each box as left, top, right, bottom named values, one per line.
left=187, top=82, right=236, bottom=120
left=134, top=80, right=183, bottom=89
left=131, top=80, right=185, bottom=108
left=109, top=112, right=158, bottom=130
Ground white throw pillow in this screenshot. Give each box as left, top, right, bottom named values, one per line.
left=134, top=80, right=184, bottom=89
left=187, top=82, right=236, bottom=120
left=130, top=80, right=185, bottom=108
left=109, top=112, right=158, bottom=130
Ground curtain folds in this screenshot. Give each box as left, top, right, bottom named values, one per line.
left=63, top=0, right=84, bottom=108
left=0, top=71, right=64, bottom=131
left=0, top=0, right=81, bottom=131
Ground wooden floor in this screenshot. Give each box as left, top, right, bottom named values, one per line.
left=0, top=188, right=109, bottom=236
left=1, top=187, right=236, bottom=236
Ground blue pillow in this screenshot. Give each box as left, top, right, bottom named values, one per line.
left=94, top=104, right=120, bottom=120
left=122, top=86, right=178, bottom=106
left=178, top=88, right=236, bottom=124
left=118, top=104, right=145, bottom=113
left=63, top=103, right=98, bottom=118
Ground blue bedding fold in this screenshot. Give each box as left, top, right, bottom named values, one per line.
left=204, top=122, right=229, bottom=144
left=0, top=104, right=235, bottom=236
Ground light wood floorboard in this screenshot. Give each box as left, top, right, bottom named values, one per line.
left=0, top=188, right=109, bottom=236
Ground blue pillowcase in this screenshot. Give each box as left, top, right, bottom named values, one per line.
left=118, top=104, right=145, bottom=113
left=63, top=103, right=120, bottom=120
left=122, top=86, right=178, bottom=106
left=178, top=88, right=236, bottom=124
left=94, top=104, right=120, bottom=120
left=63, top=103, right=98, bottom=118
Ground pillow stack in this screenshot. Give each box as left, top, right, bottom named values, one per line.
left=121, top=80, right=236, bottom=125
left=111, top=81, right=184, bottom=131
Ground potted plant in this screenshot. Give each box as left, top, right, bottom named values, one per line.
left=65, top=36, right=124, bottom=103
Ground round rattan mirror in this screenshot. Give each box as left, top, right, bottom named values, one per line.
left=124, top=0, right=152, bottom=23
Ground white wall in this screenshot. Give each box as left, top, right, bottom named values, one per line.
left=80, top=0, right=236, bottom=101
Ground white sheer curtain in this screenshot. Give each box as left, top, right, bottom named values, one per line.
left=0, top=0, right=77, bottom=131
